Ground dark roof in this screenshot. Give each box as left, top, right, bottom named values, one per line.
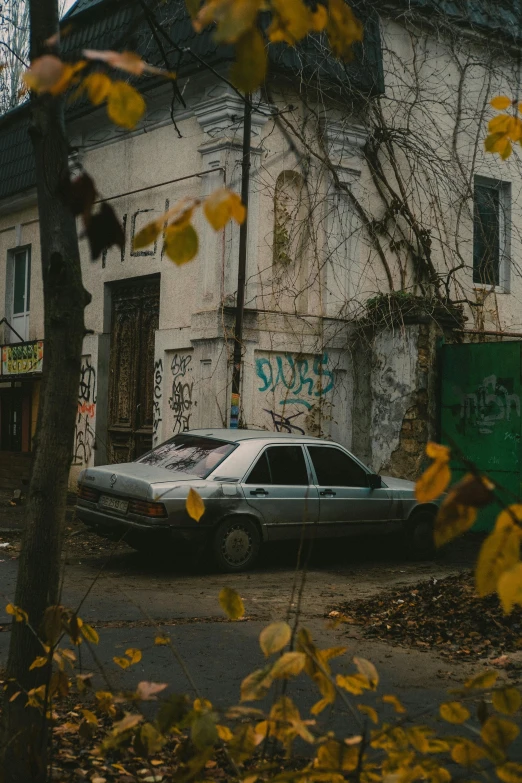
left=387, top=0, right=522, bottom=41
left=0, top=0, right=382, bottom=202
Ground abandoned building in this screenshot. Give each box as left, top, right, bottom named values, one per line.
left=0, top=0, right=521, bottom=528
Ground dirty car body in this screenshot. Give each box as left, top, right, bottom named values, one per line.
left=75, top=429, right=437, bottom=571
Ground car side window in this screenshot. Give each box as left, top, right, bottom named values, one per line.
left=267, top=446, right=308, bottom=486
left=245, top=446, right=309, bottom=486
left=308, top=446, right=368, bottom=488
left=246, top=451, right=271, bottom=484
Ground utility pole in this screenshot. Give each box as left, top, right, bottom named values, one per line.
left=229, top=94, right=251, bottom=428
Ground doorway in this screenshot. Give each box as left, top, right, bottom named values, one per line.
left=107, top=275, right=160, bottom=463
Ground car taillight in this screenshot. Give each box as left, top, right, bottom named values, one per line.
left=78, top=484, right=100, bottom=503
left=128, top=499, right=168, bottom=518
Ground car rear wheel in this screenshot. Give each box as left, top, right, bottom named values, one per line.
left=405, top=509, right=436, bottom=560
left=213, top=517, right=261, bottom=572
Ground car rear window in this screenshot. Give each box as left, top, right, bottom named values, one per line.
left=137, top=435, right=236, bottom=478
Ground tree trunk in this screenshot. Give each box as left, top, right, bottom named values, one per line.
left=1, top=2, right=90, bottom=781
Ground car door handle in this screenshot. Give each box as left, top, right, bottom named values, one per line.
left=250, top=488, right=269, bottom=496
left=320, top=489, right=336, bottom=497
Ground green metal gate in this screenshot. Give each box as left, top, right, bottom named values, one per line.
left=440, top=341, right=522, bottom=530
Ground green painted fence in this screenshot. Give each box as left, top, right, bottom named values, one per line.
left=440, top=341, right=522, bottom=530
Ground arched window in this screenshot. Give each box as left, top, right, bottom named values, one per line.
left=273, top=170, right=308, bottom=266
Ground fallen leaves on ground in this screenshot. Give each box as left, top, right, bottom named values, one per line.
left=332, top=572, right=522, bottom=664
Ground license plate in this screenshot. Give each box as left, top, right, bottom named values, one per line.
left=99, top=495, right=128, bottom=514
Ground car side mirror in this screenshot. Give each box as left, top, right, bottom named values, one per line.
left=368, top=473, right=382, bottom=490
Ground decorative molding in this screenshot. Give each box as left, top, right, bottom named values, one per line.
left=324, top=120, right=367, bottom=170
left=194, top=88, right=269, bottom=144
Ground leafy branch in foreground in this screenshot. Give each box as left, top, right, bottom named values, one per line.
left=3, top=588, right=522, bottom=783
left=416, top=442, right=522, bottom=614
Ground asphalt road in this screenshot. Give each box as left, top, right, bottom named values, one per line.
left=0, top=530, right=489, bottom=741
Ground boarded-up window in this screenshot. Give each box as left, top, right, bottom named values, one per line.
left=273, top=170, right=308, bottom=266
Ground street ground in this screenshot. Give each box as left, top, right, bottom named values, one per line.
left=2, top=494, right=522, bottom=773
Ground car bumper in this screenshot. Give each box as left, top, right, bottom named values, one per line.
left=75, top=504, right=205, bottom=543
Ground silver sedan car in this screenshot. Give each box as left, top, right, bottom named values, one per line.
left=76, top=429, right=437, bottom=572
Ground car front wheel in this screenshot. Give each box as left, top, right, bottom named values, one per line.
left=213, top=517, right=261, bottom=572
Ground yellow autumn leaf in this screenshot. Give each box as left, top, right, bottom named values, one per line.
left=492, top=687, right=522, bottom=716
left=465, top=669, right=499, bottom=689
left=154, top=635, right=170, bottom=646
left=133, top=220, right=161, bottom=251
left=382, top=694, right=406, bottom=713
left=81, top=72, right=112, bottom=105
left=259, top=621, right=291, bottom=656
left=336, top=673, right=370, bottom=695
left=485, top=133, right=513, bottom=159
left=126, top=648, right=142, bottom=664
left=451, top=740, right=485, bottom=765
left=216, top=723, right=234, bottom=741
left=489, top=115, right=515, bottom=135
left=476, top=524, right=521, bottom=597
left=82, top=709, right=99, bottom=725
left=434, top=498, right=477, bottom=548
left=497, top=762, right=522, bottom=783
left=240, top=666, right=273, bottom=701
left=482, top=716, right=519, bottom=750
left=498, top=563, right=522, bottom=614
left=426, top=443, right=451, bottom=461
left=219, top=586, right=245, bottom=619
left=194, top=0, right=264, bottom=43
left=204, top=188, right=246, bottom=230
left=326, top=0, right=364, bottom=61
left=497, top=505, right=522, bottom=530
left=416, top=460, right=451, bottom=503
left=267, top=0, right=312, bottom=45
left=6, top=603, right=28, bottom=622
left=81, top=623, right=99, bottom=644
left=29, top=656, right=48, bottom=670
left=107, top=81, right=145, bottom=129
left=270, top=651, right=306, bottom=679
left=353, top=656, right=379, bottom=689
left=491, top=96, right=513, bottom=110
left=439, top=701, right=470, bottom=724
left=113, top=656, right=130, bottom=669
left=186, top=487, right=205, bottom=522
left=358, top=704, right=378, bottom=724
left=230, top=28, right=267, bottom=93
left=164, top=222, right=199, bottom=265
left=24, top=55, right=86, bottom=95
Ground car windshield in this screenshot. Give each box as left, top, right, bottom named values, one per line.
left=136, top=435, right=236, bottom=478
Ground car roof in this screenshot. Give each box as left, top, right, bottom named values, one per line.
left=186, top=428, right=327, bottom=444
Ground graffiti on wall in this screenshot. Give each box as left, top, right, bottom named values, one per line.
left=100, top=200, right=170, bottom=267
left=255, top=352, right=335, bottom=436
left=169, top=352, right=195, bottom=434
left=153, top=358, right=163, bottom=446
left=460, top=374, right=521, bottom=435
left=73, top=357, right=97, bottom=466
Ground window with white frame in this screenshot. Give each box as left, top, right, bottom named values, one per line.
left=10, top=247, right=31, bottom=342
left=473, top=177, right=511, bottom=290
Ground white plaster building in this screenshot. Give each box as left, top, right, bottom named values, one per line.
left=0, top=0, right=521, bottom=490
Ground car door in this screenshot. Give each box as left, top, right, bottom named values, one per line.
left=306, top=445, right=392, bottom=528
left=242, top=444, right=319, bottom=538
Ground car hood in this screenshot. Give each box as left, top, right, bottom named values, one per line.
left=381, top=475, right=416, bottom=492
left=79, top=463, right=202, bottom=500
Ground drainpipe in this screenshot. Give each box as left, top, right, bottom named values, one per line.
left=229, top=95, right=251, bottom=428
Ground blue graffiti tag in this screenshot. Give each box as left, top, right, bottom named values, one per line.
left=255, top=353, right=334, bottom=399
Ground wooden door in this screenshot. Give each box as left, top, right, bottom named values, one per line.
left=107, top=276, right=160, bottom=463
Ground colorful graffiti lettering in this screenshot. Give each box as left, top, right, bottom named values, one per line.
left=153, top=358, right=163, bottom=445
left=73, top=357, right=97, bottom=466
left=255, top=353, right=334, bottom=404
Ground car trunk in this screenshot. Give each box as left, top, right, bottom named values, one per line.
left=80, top=463, right=199, bottom=500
